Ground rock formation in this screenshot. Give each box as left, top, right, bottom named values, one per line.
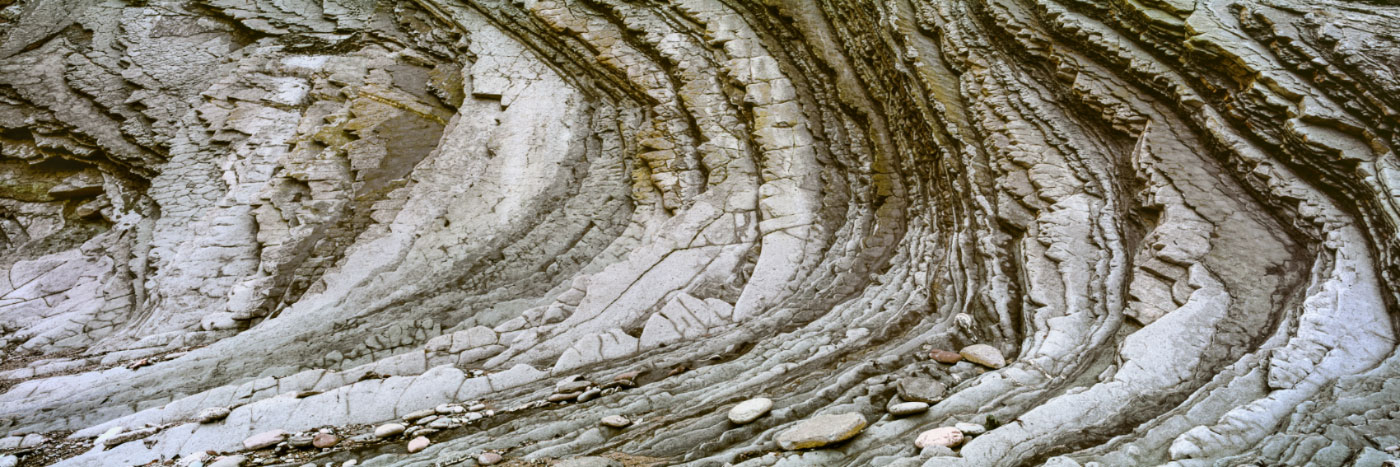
left=1, top=0, right=1398, bottom=465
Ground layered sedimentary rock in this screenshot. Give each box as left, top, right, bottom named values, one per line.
left=0, top=0, right=1398, bottom=465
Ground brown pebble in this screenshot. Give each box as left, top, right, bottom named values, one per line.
left=929, top=349, right=962, bottom=364
left=312, top=433, right=339, bottom=448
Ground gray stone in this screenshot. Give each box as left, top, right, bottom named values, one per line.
left=776, top=413, right=868, bottom=450
left=599, top=415, right=631, bottom=428
left=953, top=422, right=985, bottom=436
left=897, top=377, right=948, bottom=404
left=888, top=401, right=930, bottom=416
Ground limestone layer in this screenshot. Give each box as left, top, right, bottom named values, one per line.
left=0, top=0, right=1398, bottom=466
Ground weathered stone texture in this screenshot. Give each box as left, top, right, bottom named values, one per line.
left=1, top=0, right=1399, bottom=466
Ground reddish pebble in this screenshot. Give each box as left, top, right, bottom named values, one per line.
left=312, top=433, right=339, bottom=448
left=478, top=452, right=504, bottom=465
left=929, top=349, right=962, bottom=364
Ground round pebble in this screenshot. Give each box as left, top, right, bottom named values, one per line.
left=312, top=433, right=339, bottom=448
left=406, top=436, right=430, bottom=453
left=728, top=397, right=774, bottom=424
left=477, top=452, right=504, bottom=465
left=374, top=423, right=406, bottom=439
left=600, top=415, right=631, bottom=428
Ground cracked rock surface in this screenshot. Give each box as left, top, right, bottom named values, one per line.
left=1, top=0, right=1399, bottom=466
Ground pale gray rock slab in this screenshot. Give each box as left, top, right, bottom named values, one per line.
left=776, top=413, right=868, bottom=450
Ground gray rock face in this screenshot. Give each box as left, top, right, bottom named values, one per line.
left=1, top=1, right=1399, bottom=467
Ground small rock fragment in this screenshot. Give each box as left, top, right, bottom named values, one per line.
left=914, top=427, right=964, bottom=449
left=577, top=387, right=603, bottom=402
left=403, top=409, right=435, bottom=421
left=312, top=433, right=339, bottom=448
left=556, top=375, right=591, bottom=393
left=242, top=430, right=288, bottom=450
left=208, top=455, right=248, bottom=467
left=548, top=392, right=581, bottom=402
left=959, top=344, right=1006, bottom=369
left=728, top=397, right=774, bottom=424
left=555, top=457, right=623, bottom=467
left=374, top=423, right=406, bottom=439
left=600, top=415, right=631, bottom=428
left=776, top=413, right=867, bottom=450
left=198, top=406, right=231, bottom=423
left=929, top=349, right=962, bottom=364
left=888, top=401, right=930, bottom=416
left=920, top=445, right=956, bottom=457
left=954, top=422, right=986, bottom=435
left=288, top=434, right=315, bottom=448
left=477, top=452, right=504, bottom=465
left=406, top=436, right=430, bottom=453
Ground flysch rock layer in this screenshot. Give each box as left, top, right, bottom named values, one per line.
left=0, top=0, right=1398, bottom=466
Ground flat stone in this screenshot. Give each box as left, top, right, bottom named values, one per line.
left=288, top=434, right=315, bottom=448
left=197, top=406, right=231, bottom=423
left=406, top=436, right=430, bottom=453
left=887, top=401, right=929, bottom=416
left=477, top=452, right=504, bottom=465
left=312, top=433, right=340, bottom=448
left=959, top=344, right=1006, bottom=369
left=208, top=455, right=248, bottom=467
left=600, top=415, right=631, bottom=428
left=728, top=397, right=774, bottom=424
left=556, top=375, right=592, bottom=393
left=929, top=349, right=962, bottom=364
left=555, top=457, right=622, bottom=467
left=954, top=422, right=985, bottom=435
left=577, top=387, right=602, bottom=402
left=242, top=430, right=288, bottom=450
left=0, top=455, right=16, bottom=467
left=776, top=413, right=867, bottom=450
left=548, top=392, right=581, bottom=402
left=897, top=377, right=948, bottom=404
left=403, top=409, right=436, bottom=421
left=374, top=423, right=406, bottom=438
left=914, top=427, right=964, bottom=449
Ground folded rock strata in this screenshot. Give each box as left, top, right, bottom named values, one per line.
left=0, top=0, right=1397, bottom=466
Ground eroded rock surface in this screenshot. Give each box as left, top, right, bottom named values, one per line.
left=0, top=0, right=1398, bottom=466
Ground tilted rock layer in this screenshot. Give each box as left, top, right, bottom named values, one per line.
left=0, top=0, right=1398, bottom=465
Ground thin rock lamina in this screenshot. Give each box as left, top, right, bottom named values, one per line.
left=0, top=0, right=1397, bottom=466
